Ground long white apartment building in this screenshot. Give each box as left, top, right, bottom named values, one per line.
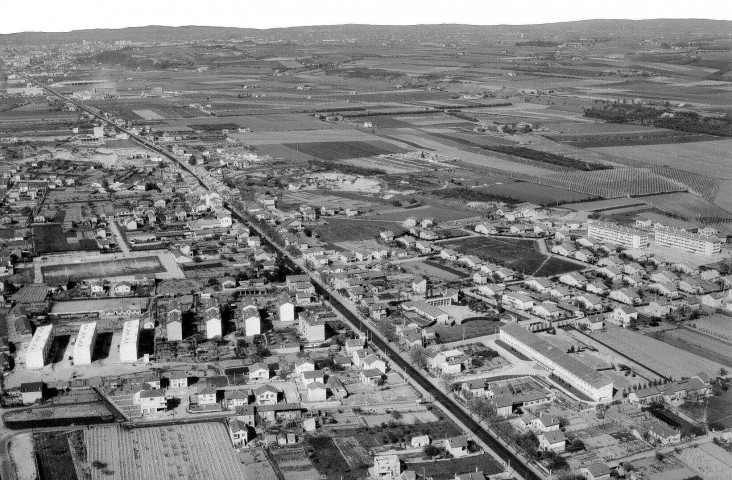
left=654, top=226, right=722, bottom=256
left=119, top=319, right=140, bottom=363
left=72, top=322, right=97, bottom=366
left=499, top=323, right=613, bottom=403
left=588, top=221, right=649, bottom=249
left=26, top=324, right=54, bottom=370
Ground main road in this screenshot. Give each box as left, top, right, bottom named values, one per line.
left=38, top=82, right=545, bottom=480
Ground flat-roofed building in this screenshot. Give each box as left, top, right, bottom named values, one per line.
left=499, top=323, right=613, bottom=403
left=120, top=319, right=140, bottom=363
left=654, top=226, right=722, bottom=256
left=589, top=221, right=648, bottom=249
left=72, top=322, right=97, bottom=366
left=26, top=325, right=54, bottom=370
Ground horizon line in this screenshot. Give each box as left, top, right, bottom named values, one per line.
left=2, top=17, right=731, bottom=36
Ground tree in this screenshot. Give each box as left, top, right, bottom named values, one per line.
left=409, top=346, right=429, bottom=369
left=719, top=368, right=728, bottom=378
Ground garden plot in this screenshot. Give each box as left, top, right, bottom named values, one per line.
left=9, top=433, right=37, bottom=480
left=592, top=328, right=726, bottom=379
left=85, top=423, right=245, bottom=480
left=269, top=448, right=321, bottom=480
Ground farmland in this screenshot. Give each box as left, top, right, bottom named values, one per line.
left=448, top=236, right=582, bottom=276
left=650, top=327, right=732, bottom=368
left=84, top=423, right=245, bottom=480
left=592, top=327, right=727, bottom=379
left=284, top=141, right=406, bottom=161
left=640, top=192, right=732, bottom=222
left=41, top=255, right=166, bottom=283
left=401, top=260, right=465, bottom=281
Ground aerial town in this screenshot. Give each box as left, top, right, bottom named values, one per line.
left=0, top=14, right=731, bottom=480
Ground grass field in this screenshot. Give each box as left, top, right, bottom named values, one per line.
left=284, top=141, right=406, bottom=161
left=433, top=319, right=505, bottom=343
left=475, top=182, right=597, bottom=205
left=448, top=236, right=582, bottom=276
left=314, top=218, right=404, bottom=243
left=401, top=260, right=465, bottom=281
left=41, top=255, right=166, bottom=283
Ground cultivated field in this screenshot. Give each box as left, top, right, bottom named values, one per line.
left=285, top=140, right=406, bottom=161
left=229, top=129, right=378, bottom=145
left=641, top=192, right=732, bottom=222
left=401, top=260, right=465, bottom=281
left=685, top=315, right=732, bottom=343
left=676, top=442, right=732, bottom=480
left=84, top=423, right=245, bottom=480
left=590, top=139, right=732, bottom=178
left=269, top=447, right=320, bottom=480
left=41, top=255, right=166, bottom=283
left=592, top=328, right=727, bottom=379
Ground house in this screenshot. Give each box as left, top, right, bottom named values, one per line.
left=302, top=369, right=325, bottom=386
left=235, top=405, right=256, bottom=426
left=607, top=306, right=637, bottom=327
left=586, top=280, right=608, bottom=295
left=223, top=390, right=250, bottom=410
left=168, top=371, right=188, bottom=389
left=532, top=414, right=560, bottom=432
left=196, top=386, right=218, bottom=405
left=643, top=298, right=675, bottom=318
left=249, top=363, right=271, bottom=382
left=445, top=436, right=468, bottom=457
left=559, top=272, right=587, bottom=288
left=307, top=381, right=328, bottom=402
left=411, top=435, right=430, bottom=448
left=362, top=355, right=387, bottom=374
left=295, top=358, right=316, bottom=375
left=345, top=337, right=366, bottom=355
left=19, top=382, right=44, bottom=404
left=574, top=294, right=604, bottom=311
left=538, top=430, right=566, bottom=453
left=369, top=454, right=401, bottom=480
left=580, top=462, right=611, bottom=480
left=254, top=384, right=280, bottom=405
left=360, top=368, right=383, bottom=386
left=228, top=418, right=252, bottom=448
left=501, top=292, right=534, bottom=311
left=427, top=349, right=470, bottom=375
left=609, top=288, right=641, bottom=305
left=138, top=389, right=167, bottom=414
left=525, top=278, right=551, bottom=293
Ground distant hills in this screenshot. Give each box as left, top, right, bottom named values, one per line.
left=1, top=19, right=731, bottom=45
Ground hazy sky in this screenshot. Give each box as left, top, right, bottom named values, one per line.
left=1, top=0, right=730, bottom=34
